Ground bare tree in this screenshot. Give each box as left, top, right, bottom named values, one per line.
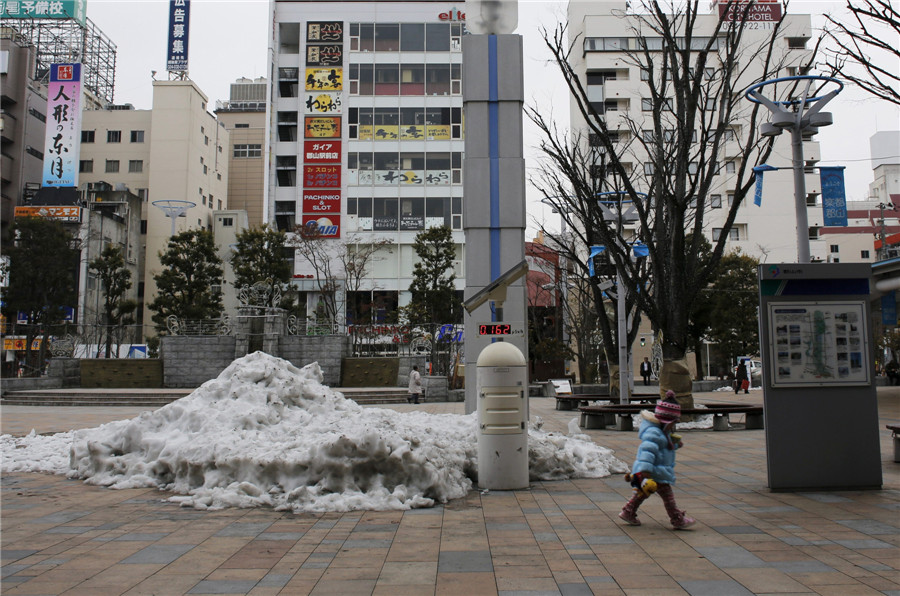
left=290, top=225, right=391, bottom=329
left=527, top=125, right=648, bottom=396
left=534, top=1, right=815, bottom=406
left=825, top=0, right=900, bottom=106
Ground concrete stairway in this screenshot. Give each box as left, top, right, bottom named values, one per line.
left=0, top=387, right=412, bottom=407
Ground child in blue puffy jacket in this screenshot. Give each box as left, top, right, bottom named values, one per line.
left=619, top=391, right=696, bottom=529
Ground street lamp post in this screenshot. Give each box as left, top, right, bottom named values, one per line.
left=746, top=76, right=843, bottom=263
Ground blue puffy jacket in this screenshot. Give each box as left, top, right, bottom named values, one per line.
left=631, top=416, right=679, bottom=485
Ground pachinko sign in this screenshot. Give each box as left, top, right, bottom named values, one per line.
left=302, top=215, right=341, bottom=238
left=42, top=63, right=82, bottom=188
left=302, top=190, right=341, bottom=214
left=304, top=165, right=341, bottom=187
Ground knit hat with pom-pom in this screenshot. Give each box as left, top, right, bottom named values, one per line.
left=655, top=391, right=681, bottom=423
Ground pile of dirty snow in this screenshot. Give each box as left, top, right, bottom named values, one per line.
left=2, top=352, right=626, bottom=512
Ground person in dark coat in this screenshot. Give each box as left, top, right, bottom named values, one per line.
left=639, top=357, right=652, bottom=386
left=735, top=360, right=749, bottom=394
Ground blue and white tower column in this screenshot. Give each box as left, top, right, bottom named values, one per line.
left=462, top=1, right=528, bottom=414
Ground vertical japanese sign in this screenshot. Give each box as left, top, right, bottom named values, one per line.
left=166, top=0, right=190, bottom=72
left=42, top=63, right=82, bottom=188
left=821, top=166, right=848, bottom=227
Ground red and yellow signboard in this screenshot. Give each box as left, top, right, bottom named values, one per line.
left=3, top=337, right=43, bottom=350
left=15, top=205, right=82, bottom=222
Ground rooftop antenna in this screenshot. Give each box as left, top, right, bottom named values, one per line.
left=152, top=199, right=196, bottom=236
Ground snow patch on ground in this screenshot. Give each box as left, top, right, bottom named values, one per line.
left=2, top=352, right=627, bottom=512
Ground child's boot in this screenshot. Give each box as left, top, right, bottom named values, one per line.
left=618, top=492, right=646, bottom=526
left=657, top=484, right=695, bottom=529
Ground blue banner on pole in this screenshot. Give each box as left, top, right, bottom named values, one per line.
left=166, top=0, right=190, bottom=72
left=820, top=166, right=848, bottom=227
left=588, top=246, right=605, bottom=277
left=883, top=291, right=897, bottom=326
left=752, top=164, right=777, bottom=206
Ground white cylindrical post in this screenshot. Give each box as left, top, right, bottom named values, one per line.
left=477, top=341, right=528, bottom=490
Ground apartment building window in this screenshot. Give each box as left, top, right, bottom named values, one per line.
left=221, top=217, right=234, bottom=227
left=205, top=135, right=209, bottom=146
left=203, top=165, right=208, bottom=174
left=130, top=130, right=144, bottom=143
left=217, top=200, right=222, bottom=210
left=641, top=98, right=653, bottom=111
left=128, top=160, right=143, bottom=173
left=235, top=123, right=249, bottom=128
left=79, top=159, right=93, bottom=173
left=723, top=128, right=736, bottom=141
left=643, top=162, right=655, bottom=175
left=710, top=194, right=722, bottom=208
left=137, top=189, right=148, bottom=201
left=830, top=244, right=839, bottom=253
left=25, top=146, right=43, bottom=160
left=276, top=155, right=297, bottom=186
left=728, top=193, right=736, bottom=207
left=234, top=143, right=262, bottom=158
left=140, top=220, right=148, bottom=234
left=107, top=130, right=121, bottom=143
left=726, top=161, right=736, bottom=174
left=787, top=37, right=808, bottom=49
left=713, top=227, right=740, bottom=241
left=81, top=130, right=95, bottom=143
left=861, top=250, right=870, bottom=259
left=105, top=159, right=120, bottom=173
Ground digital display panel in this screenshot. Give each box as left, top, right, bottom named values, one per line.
left=479, top=323, right=512, bottom=336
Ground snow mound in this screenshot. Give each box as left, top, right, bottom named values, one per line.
left=3, top=352, right=626, bottom=512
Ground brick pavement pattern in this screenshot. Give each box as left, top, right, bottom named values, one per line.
left=2, top=388, right=898, bottom=595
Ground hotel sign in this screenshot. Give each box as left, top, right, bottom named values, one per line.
left=718, top=0, right=782, bottom=22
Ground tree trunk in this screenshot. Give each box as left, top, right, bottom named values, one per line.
left=658, top=357, right=695, bottom=421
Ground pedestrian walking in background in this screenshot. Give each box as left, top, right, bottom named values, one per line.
left=408, top=365, right=422, bottom=404
left=639, top=357, right=652, bottom=386
left=619, top=392, right=696, bottom=530
left=735, top=359, right=750, bottom=394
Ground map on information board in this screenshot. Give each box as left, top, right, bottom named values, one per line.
left=767, top=301, right=869, bottom=387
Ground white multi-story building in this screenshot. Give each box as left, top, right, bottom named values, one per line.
left=267, top=0, right=466, bottom=324
left=567, top=1, right=823, bottom=263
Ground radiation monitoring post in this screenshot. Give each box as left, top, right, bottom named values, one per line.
left=477, top=323, right=525, bottom=337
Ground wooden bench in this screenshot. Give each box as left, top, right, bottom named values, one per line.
left=555, top=392, right=658, bottom=410
left=888, top=424, right=900, bottom=463
left=579, top=403, right=764, bottom=431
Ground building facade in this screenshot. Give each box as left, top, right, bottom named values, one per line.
left=267, top=0, right=466, bottom=325
left=567, top=1, right=823, bottom=263
left=215, top=77, right=267, bottom=229
left=1, top=29, right=48, bottom=239
left=78, top=80, right=230, bottom=334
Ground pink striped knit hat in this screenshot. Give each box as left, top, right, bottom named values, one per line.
left=655, top=391, right=681, bottom=423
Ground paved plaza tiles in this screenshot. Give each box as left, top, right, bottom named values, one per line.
left=1, top=388, right=898, bottom=596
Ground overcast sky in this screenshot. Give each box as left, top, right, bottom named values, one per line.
left=84, top=0, right=899, bottom=232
